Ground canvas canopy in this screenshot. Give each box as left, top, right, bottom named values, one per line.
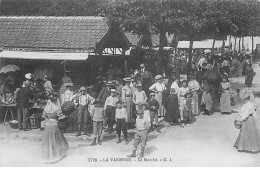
left=0, top=51, right=89, bottom=60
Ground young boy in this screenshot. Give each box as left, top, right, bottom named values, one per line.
left=127, top=106, right=150, bottom=159
left=89, top=99, right=105, bottom=146
left=133, top=83, right=147, bottom=111
left=183, top=92, right=194, bottom=125
left=104, top=89, right=119, bottom=134
left=147, top=92, right=160, bottom=132
left=115, top=101, right=128, bottom=144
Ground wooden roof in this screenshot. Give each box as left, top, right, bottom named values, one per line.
left=0, top=16, right=131, bottom=52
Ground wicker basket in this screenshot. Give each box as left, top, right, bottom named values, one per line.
left=9, top=121, right=18, bottom=129
left=234, top=120, right=242, bottom=129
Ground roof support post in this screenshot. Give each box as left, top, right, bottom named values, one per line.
left=122, top=49, right=128, bottom=77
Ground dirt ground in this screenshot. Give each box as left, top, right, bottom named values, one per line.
left=1, top=61, right=260, bottom=167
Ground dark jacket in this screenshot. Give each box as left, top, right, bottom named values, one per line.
left=16, top=86, right=33, bottom=108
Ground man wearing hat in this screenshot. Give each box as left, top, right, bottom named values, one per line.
left=133, top=83, right=147, bottom=111
left=104, top=89, right=119, bottom=133
left=122, top=77, right=134, bottom=122
left=16, top=81, right=33, bottom=131
left=97, top=80, right=114, bottom=106
left=92, top=76, right=104, bottom=99
left=73, top=87, right=95, bottom=137
left=149, top=75, right=166, bottom=117
left=61, top=83, right=74, bottom=105
left=140, top=64, right=154, bottom=96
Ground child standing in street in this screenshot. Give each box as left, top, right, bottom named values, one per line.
left=183, top=92, right=194, bottom=125
left=115, top=101, right=128, bottom=144
left=201, top=86, right=213, bottom=115
left=104, top=89, right=119, bottom=133
left=133, top=83, right=147, bottom=111
left=127, top=108, right=150, bottom=159
left=89, top=100, right=105, bottom=146
left=148, top=92, right=160, bottom=132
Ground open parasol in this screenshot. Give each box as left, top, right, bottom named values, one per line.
left=0, top=64, right=21, bottom=73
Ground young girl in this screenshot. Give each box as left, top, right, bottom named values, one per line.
left=234, top=90, right=260, bottom=153
left=220, top=76, right=232, bottom=114
left=183, top=92, right=194, bottom=125
left=178, top=80, right=190, bottom=127
left=245, top=63, right=256, bottom=87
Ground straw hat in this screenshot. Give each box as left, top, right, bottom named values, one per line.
left=155, top=75, right=163, bottom=80
left=79, top=86, right=87, bottom=92
left=139, top=101, right=150, bottom=108
left=106, top=81, right=114, bottom=86
left=64, top=83, right=74, bottom=87
left=150, top=92, right=156, bottom=96
left=110, top=89, right=118, bottom=93
left=25, top=73, right=33, bottom=80
left=123, top=77, right=133, bottom=82
left=140, top=63, right=145, bottom=68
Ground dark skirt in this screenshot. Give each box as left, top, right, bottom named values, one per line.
left=42, top=124, right=69, bottom=163
left=234, top=116, right=260, bottom=153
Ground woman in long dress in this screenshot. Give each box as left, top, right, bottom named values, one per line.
left=164, top=88, right=181, bottom=126
left=245, top=63, right=255, bottom=87
left=220, top=76, right=232, bottom=114
left=42, top=94, right=69, bottom=163
left=122, top=77, right=133, bottom=122
left=234, top=91, right=260, bottom=153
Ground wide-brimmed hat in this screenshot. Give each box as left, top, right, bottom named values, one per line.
left=140, top=63, right=145, bottom=68
left=64, top=83, right=74, bottom=87
left=155, top=75, right=163, bottom=80
left=79, top=86, right=87, bottom=92
left=150, top=92, right=155, bottom=96
left=25, top=73, right=33, bottom=80
left=123, top=77, right=133, bottom=82
left=106, top=81, right=114, bottom=86
left=110, top=89, right=118, bottom=93
left=139, top=101, right=149, bottom=108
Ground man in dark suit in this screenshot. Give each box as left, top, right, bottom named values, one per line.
left=16, top=81, right=33, bottom=131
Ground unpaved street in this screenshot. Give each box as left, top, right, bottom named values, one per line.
left=1, top=62, right=260, bottom=167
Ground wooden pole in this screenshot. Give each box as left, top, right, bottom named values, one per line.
left=211, top=35, right=216, bottom=57
left=234, top=37, right=237, bottom=52
left=123, top=49, right=128, bottom=77
left=187, top=37, right=194, bottom=81
left=239, top=37, right=241, bottom=52
left=252, top=36, right=254, bottom=54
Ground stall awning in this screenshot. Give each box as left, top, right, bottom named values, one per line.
left=177, top=40, right=227, bottom=49
left=0, top=51, right=89, bottom=60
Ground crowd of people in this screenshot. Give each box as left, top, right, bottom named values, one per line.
left=1, top=48, right=259, bottom=163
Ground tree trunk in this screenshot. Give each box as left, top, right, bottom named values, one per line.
left=238, top=37, right=241, bottom=52
left=229, top=35, right=232, bottom=51
left=242, top=37, right=245, bottom=52
left=211, top=35, right=216, bottom=57
left=187, top=37, right=194, bottom=81
left=234, top=37, right=237, bottom=52
left=252, top=36, right=254, bottom=54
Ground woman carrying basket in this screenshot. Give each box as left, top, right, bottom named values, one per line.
left=234, top=90, right=260, bottom=153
